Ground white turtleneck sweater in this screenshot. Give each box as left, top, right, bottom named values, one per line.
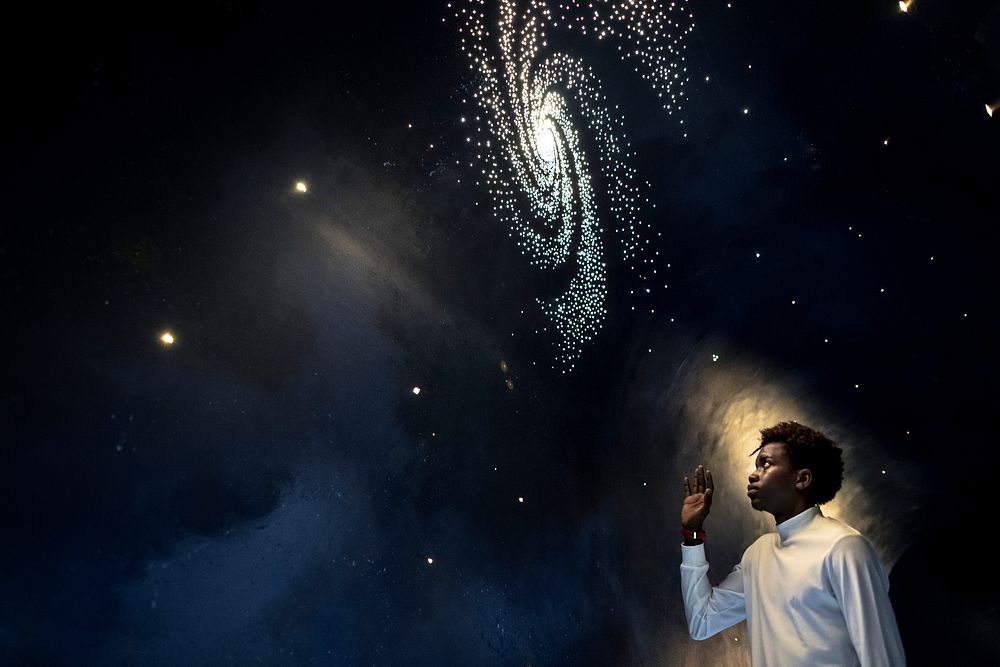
left=680, top=506, right=906, bottom=666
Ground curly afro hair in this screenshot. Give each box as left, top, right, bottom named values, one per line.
left=752, top=421, right=844, bottom=505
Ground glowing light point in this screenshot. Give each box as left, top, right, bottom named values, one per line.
left=518, top=496, right=524, bottom=503
left=427, top=557, right=434, bottom=565
left=883, top=138, right=890, bottom=146
left=412, top=386, right=421, bottom=395
left=899, top=1, right=912, bottom=13
left=711, top=354, right=720, bottom=362
left=987, top=103, right=997, bottom=118
left=755, top=252, right=761, bottom=258
left=881, top=470, right=887, bottom=475
left=160, top=332, right=175, bottom=345
left=742, top=107, right=750, bottom=114
left=294, top=181, right=308, bottom=193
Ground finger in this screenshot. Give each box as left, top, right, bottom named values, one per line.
left=683, top=477, right=691, bottom=496
left=696, top=465, right=705, bottom=493
left=705, top=469, right=714, bottom=490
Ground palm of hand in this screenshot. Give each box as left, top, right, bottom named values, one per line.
left=682, top=492, right=709, bottom=527
left=681, top=466, right=713, bottom=528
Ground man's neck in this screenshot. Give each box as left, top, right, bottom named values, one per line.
left=773, top=501, right=814, bottom=525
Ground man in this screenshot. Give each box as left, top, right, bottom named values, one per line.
left=679, top=421, right=905, bottom=666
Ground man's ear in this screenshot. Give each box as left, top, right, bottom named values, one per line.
left=795, top=468, right=813, bottom=491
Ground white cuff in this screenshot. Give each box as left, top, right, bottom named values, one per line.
left=680, top=542, right=707, bottom=565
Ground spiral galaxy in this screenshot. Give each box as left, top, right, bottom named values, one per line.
left=455, top=0, right=694, bottom=369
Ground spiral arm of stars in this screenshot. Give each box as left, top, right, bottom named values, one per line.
left=454, top=0, right=694, bottom=369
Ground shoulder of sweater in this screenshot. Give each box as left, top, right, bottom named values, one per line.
left=816, top=522, right=882, bottom=566
left=744, top=530, right=779, bottom=555
left=813, top=513, right=862, bottom=538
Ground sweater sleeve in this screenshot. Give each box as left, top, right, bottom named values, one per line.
left=824, top=535, right=907, bottom=667
left=679, top=543, right=747, bottom=640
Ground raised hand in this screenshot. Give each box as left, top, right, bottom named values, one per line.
left=681, top=465, right=714, bottom=530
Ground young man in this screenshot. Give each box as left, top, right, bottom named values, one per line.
left=679, top=421, right=905, bottom=666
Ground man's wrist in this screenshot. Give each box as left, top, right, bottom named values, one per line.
left=681, top=526, right=706, bottom=545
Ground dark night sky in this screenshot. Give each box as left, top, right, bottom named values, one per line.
left=4, top=1, right=1000, bottom=665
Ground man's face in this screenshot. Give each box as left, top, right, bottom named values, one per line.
left=747, top=442, right=801, bottom=517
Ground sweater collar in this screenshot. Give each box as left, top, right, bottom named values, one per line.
left=776, top=505, right=821, bottom=543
